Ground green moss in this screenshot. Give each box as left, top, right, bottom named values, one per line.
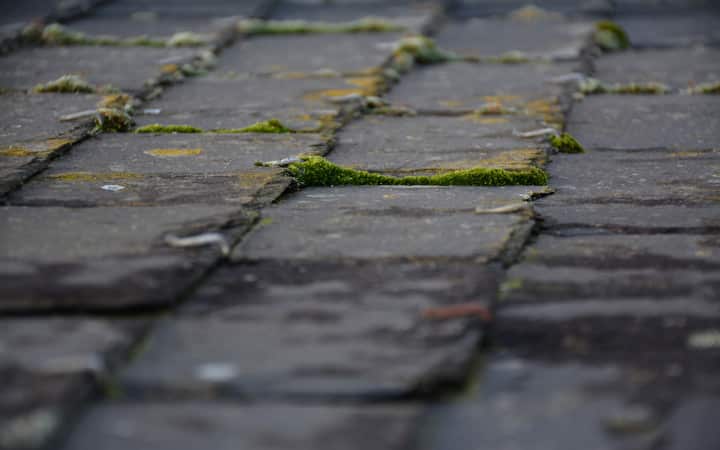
left=237, top=18, right=404, bottom=35
left=286, top=156, right=548, bottom=187
left=32, top=75, right=95, bottom=93
left=486, top=50, right=531, bottom=64
left=688, top=81, right=720, bottom=95
left=25, top=23, right=203, bottom=47
left=610, top=82, right=669, bottom=94
left=594, top=20, right=630, bottom=51
left=94, top=109, right=134, bottom=132
left=392, top=36, right=459, bottom=65
left=166, top=32, right=211, bottom=47
left=227, top=119, right=296, bottom=133
left=135, top=124, right=203, bottom=133
left=549, top=133, right=585, bottom=154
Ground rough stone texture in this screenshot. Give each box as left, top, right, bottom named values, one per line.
left=537, top=149, right=720, bottom=206
left=233, top=186, right=539, bottom=262
left=0, top=93, right=97, bottom=146
left=329, top=115, right=545, bottom=174
left=0, top=318, right=146, bottom=376
left=616, top=12, right=720, bottom=48
left=0, top=205, right=253, bottom=312
left=120, top=260, right=492, bottom=399
left=416, top=355, right=720, bottom=450
left=0, top=368, right=92, bottom=450
left=435, top=18, right=593, bottom=60
left=567, top=95, right=720, bottom=150
left=215, top=33, right=400, bottom=76
left=64, top=16, right=234, bottom=41
left=9, top=170, right=290, bottom=207
left=89, top=0, right=272, bottom=19
left=593, top=47, right=720, bottom=89
left=386, top=61, right=576, bottom=116
left=63, top=402, right=422, bottom=450
left=0, top=46, right=199, bottom=93
left=133, top=75, right=374, bottom=130
left=31, top=133, right=328, bottom=175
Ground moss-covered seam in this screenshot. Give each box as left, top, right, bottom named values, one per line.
left=237, top=18, right=404, bottom=35
left=286, top=156, right=548, bottom=187
left=135, top=124, right=203, bottom=133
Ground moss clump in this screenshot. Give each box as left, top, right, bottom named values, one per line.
left=98, top=94, right=133, bottom=111
left=610, top=82, right=669, bottom=94
left=549, top=133, right=585, bottom=153
left=33, top=75, right=95, bottom=93
left=594, top=20, right=630, bottom=51
left=95, top=108, right=133, bottom=132
left=486, top=50, right=531, bottom=64
left=25, top=23, right=204, bottom=47
left=135, top=124, right=203, bottom=133
left=213, top=119, right=296, bottom=133
left=39, top=23, right=91, bottom=45
left=237, top=18, right=404, bottom=35
left=286, top=156, right=548, bottom=187
left=687, top=81, right=720, bottom=95
left=392, top=36, right=459, bottom=65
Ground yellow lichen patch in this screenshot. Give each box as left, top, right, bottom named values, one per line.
left=436, top=148, right=547, bottom=171
left=525, top=97, right=563, bottom=126
left=302, top=88, right=364, bottom=101
left=461, top=115, right=510, bottom=125
left=45, top=138, right=74, bottom=151
left=0, top=147, right=38, bottom=157
left=509, top=5, right=562, bottom=21
left=99, top=94, right=132, bottom=110
left=236, top=170, right=279, bottom=189
left=161, top=64, right=180, bottom=74
left=483, top=95, right=522, bottom=105
left=670, top=150, right=707, bottom=158
left=48, top=172, right=142, bottom=182
left=144, top=148, right=204, bottom=157
left=438, top=100, right=464, bottom=108
left=345, top=76, right=384, bottom=96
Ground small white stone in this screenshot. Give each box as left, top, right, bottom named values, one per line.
left=194, top=363, right=239, bottom=382
left=101, top=184, right=125, bottom=192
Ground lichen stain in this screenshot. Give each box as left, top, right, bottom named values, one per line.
left=144, top=148, right=204, bottom=157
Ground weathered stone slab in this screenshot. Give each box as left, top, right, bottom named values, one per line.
left=593, top=47, right=720, bottom=89
left=616, top=12, right=720, bottom=48
left=233, top=186, right=540, bottom=262
left=90, top=0, right=271, bottom=18
left=537, top=203, right=720, bottom=231
left=0, top=205, right=252, bottom=312
left=63, top=402, right=421, bottom=450
left=64, top=15, right=233, bottom=41
left=435, top=18, right=593, bottom=60
left=9, top=171, right=290, bottom=207
left=215, top=33, right=400, bottom=76
left=134, top=76, right=375, bottom=131
left=329, top=115, right=546, bottom=174
left=0, top=205, right=243, bottom=261
left=0, top=46, right=199, bottom=92
left=2, top=0, right=62, bottom=27
left=416, top=355, right=720, bottom=450
left=0, top=93, right=98, bottom=194
left=0, top=368, right=91, bottom=450
left=385, top=61, right=576, bottom=120
left=120, top=260, right=492, bottom=399
left=0, top=318, right=146, bottom=376
left=567, top=96, right=720, bottom=150
left=35, top=133, right=328, bottom=175
left=539, top=148, right=720, bottom=206
left=522, top=234, right=720, bottom=270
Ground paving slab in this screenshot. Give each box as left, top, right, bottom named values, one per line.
left=233, top=186, right=540, bottom=262
left=64, top=15, right=234, bottom=41
left=62, top=402, right=422, bottom=450
left=435, top=18, right=593, bottom=60
left=0, top=205, right=252, bottom=312
left=0, top=318, right=146, bottom=376
left=416, top=355, right=720, bottom=450
left=593, top=47, right=720, bottom=89
left=120, top=260, right=492, bottom=399
left=89, top=0, right=272, bottom=19
left=329, top=115, right=546, bottom=174
left=616, top=12, right=720, bottom=48
left=133, top=75, right=376, bottom=131
left=0, top=46, right=199, bottom=92
left=0, top=368, right=92, bottom=450
left=385, top=61, right=576, bottom=120
left=32, top=133, right=328, bottom=175
left=215, top=33, right=400, bottom=76
left=9, top=170, right=290, bottom=207
left=567, top=95, right=720, bottom=150
left=539, top=148, right=720, bottom=206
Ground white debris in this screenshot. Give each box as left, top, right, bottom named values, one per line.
left=194, top=363, right=239, bottom=382
left=59, top=109, right=97, bottom=121
left=165, top=232, right=230, bottom=257
left=475, top=203, right=529, bottom=214
left=513, top=127, right=559, bottom=138
left=101, top=184, right=125, bottom=192
left=257, top=156, right=302, bottom=167
left=142, top=108, right=162, bottom=115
